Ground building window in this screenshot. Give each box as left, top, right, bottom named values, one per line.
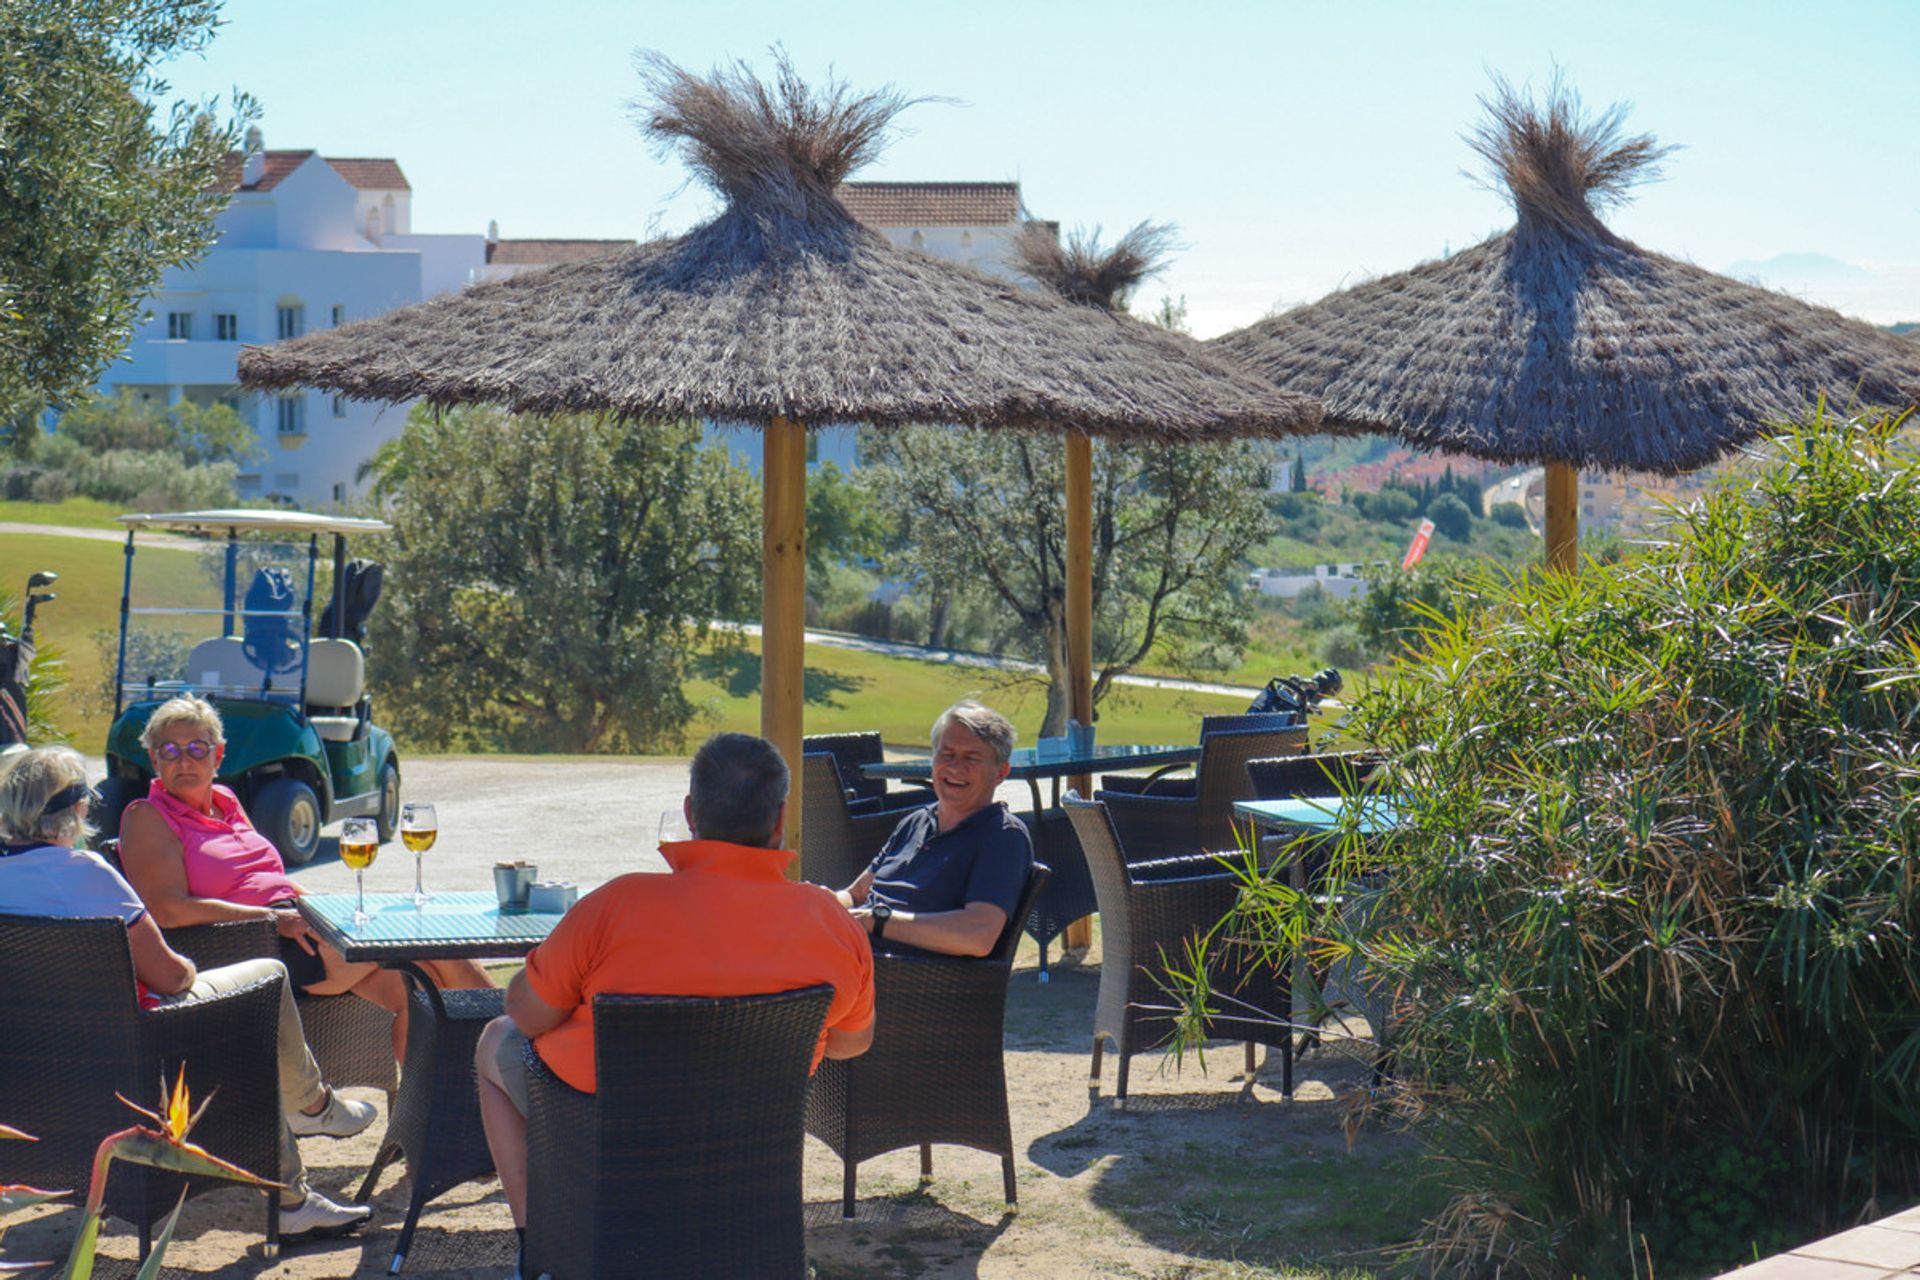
left=236, top=474, right=261, bottom=495
left=276, top=303, right=304, bottom=340
left=276, top=395, right=305, bottom=436
left=167, top=312, right=192, bottom=340
left=332, top=482, right=346, bottom=503
left=806, top=434, right=819, bottom=464
left=215, top=313, right=238, bottom=341
left=331, top=394, right=347, bottom=419
left=331, top=304, right=345, bottom=327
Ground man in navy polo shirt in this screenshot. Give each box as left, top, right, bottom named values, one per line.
left=835, top=701, right=1033, bottom=957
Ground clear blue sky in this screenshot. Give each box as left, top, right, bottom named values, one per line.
left=157, top=0, right=1920, bottom=336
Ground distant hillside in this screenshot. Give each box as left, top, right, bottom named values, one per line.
left=1892, top=322, right=1918, bottom=336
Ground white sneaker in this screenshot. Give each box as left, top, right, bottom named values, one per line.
left=288, top=1088, right=378, bottom=1138
left=278, top=1188, right=372, bottom=1240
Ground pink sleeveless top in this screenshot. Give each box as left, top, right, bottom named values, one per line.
left=142, top=780, right=302, bottom=906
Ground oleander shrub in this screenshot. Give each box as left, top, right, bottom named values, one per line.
left=1211, top=405, right=1920, bottom=1276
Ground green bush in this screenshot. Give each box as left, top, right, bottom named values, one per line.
left=1426, top=491, right=1472, bottom=542
left=1326, top=407, right=1920, bottom=1274
left=1491, top=500, right=1530, bottom=529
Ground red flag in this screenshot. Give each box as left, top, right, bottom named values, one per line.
left=1401, top=518, right=1436, bottom=570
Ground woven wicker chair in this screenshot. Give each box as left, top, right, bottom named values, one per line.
left=1244, top=750, right=1383, bottom=803
left=1061, top=796, right=1293, bottom=1105
left=805, top=863, right=1049, bottom=1219
left=524, top=986, right=835, bottom=1280
left=1100, top=713, right=1305, bottom=801
left=155, top=915, right=399, bottom=1102
left=803, top=731, right=933, bottom=816
left=801, top=752, right=906, bottom=889
left=0, top=913, right=286, bottom=1257
left=93, top=840, right=401, bottom=1103
left=1095, top=726, right=1309, bottom=862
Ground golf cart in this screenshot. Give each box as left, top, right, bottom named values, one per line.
left=95, top=510, right=399, bottom=866
left=0, top=570, right=59, bottom=759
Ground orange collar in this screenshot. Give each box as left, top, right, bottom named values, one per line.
left=659, top=839, right=795, bottom=880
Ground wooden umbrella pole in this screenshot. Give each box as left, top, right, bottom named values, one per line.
left=1545, top=459, right=1579, bottom=572
left=763, top=415, right=809, bottom=871
left=1064, top=430, right=1095, bottom=951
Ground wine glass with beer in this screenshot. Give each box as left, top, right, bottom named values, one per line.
left=339, top=817, right=379, bottom=929
left=401, top=801, right=438, bottom=905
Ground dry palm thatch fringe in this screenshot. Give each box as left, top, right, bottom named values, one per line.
left=1210, top=76, right=1920, bottom=475
left=1013, top=221, right=1180, bottom=312
left=238, top=52, right=1319, bottom=443
left=1467, top=72, right=1675, bottom=241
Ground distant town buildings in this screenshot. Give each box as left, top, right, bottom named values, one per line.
left=95, top=127, right=631, bottom=505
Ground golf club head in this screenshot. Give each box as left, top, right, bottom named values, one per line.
left=26, top=571, right=56, bottom=590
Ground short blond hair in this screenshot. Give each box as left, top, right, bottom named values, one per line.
left=0, top=746, right=92, bottom=848
left=140, top=694, right=224, bottom=754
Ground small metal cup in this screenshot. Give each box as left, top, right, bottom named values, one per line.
left=493, top=862, right=537, bottom=908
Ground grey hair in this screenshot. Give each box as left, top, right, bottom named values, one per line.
left=0, top=746, right=92, bottom=848
left=687, top=733, right=789, bottom=848
left=930, top=701, right=1016, bottom=766
left=140, top=694, right=225, bottom=754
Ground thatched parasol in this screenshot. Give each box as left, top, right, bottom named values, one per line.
left=1210, top=78, right=1920, bottom=569
left=238, top=53, right=1319, bottom=858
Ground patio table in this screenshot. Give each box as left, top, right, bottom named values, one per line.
left=863, top=743, right=1201, bottom=976
left=298, top=891, right=567, bottom=1274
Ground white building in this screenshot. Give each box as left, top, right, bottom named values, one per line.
left=98, top=129, right=630, bottom=506
left=705, top=181, right=1049, bottom=474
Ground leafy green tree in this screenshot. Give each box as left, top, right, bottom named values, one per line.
left=858, top=426, right=1274, bottom=737
left=54, top=389, right=258, bottom=463
left=1491, top=500, right=1530, bottom=530
left=1426, top=491, right=1472, bottom=542
left=1290, top=449, right=1308, bottom=493
left=804, top=459, right=886, bottom=580
left=364, top=405, right=759, bottom=753
left=0, top=0, right=254, bottom=445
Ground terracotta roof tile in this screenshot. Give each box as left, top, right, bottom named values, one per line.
left=485, top=239, right=637, bottom=266
left=211, top=151, right=408, bottom=193
left=835, top=182, right=1023, bottom=227
left=324, top=158, right=410, bottom=190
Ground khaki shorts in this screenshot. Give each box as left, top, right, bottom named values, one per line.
left=493, top=1022, right=534, bottom=1116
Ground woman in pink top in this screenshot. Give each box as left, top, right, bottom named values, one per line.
left=120, top=695, right=489, bottom=1061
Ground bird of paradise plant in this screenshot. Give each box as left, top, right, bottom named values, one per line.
left=1, top=1066, right=277, bottom=1279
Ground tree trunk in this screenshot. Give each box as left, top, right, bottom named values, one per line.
left=1039, top=600, right=1071, bottom=738
left=927, top=594, right=951, bottom=649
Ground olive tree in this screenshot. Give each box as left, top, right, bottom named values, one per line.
left=365, top=405, right=759, bottom=753
left=0, top=0, right=253, bottom=442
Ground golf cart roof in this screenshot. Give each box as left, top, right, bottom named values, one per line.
left=117, top=509, right=391, bottom=536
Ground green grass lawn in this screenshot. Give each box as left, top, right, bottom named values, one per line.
left=0, top=496, right=131, bottom=530
left=5, top=526, right=1251, bottom=753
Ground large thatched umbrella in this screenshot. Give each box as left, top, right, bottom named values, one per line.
left=1011, top=221, right=1179, bottom=774
left=1211, top=80, right=1920, bottom=570
left=238, top=53, right=1319, bottom=858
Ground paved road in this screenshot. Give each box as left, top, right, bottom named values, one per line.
left=0, top=521, right=200, bottom=549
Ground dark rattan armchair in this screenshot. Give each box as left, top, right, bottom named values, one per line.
left=1062, top=796, right=1293, bottom=1105
left=1244, top=750, right=1383, bottom=803
left=1095, top=726, right=1309, bottom=862
left=155, top=915, right=399, bottom=1101
left=524, top=985, right=835, bottom=1280
left=805, top=863, right=1049, bottom=1219
left=803, top=731, right=933, bottom=816
left=0, top=913, right=286, bottom=1257
left=94, top=839, right=399, bottom=1100
left=801, top=752, right=907, bottom=889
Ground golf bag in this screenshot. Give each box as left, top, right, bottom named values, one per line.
left=1247, top=667, right=1342, bottom=718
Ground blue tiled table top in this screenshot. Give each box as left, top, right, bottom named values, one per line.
left=1234, top=795, right=1404, bottom=836
left=297, top=890, right=564, bottom=963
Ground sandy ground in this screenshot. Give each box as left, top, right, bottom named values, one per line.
left=5, top=758, right=1401, bottom=1278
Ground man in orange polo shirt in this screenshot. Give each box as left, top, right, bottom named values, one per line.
left=474, top=733, right=875, bottom=1275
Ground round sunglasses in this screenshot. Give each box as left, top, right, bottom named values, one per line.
left=154, top=739, right=217, bottom=762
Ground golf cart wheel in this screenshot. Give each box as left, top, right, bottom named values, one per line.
left=374, top=758, right=401, bottom=842
left=254, top=777, right=322, bottom=867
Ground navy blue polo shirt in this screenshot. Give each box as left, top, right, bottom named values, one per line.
left=864, top=801, right=1032, bottom=920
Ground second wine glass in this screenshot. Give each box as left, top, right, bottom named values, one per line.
left=401, top=801, right=437, bottom=906
left=339, top=817, right=379, bottom=930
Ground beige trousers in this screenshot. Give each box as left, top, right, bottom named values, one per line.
left=153, top=957, right=327, bottom=1198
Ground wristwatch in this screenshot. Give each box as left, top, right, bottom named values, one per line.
left=870, top=903, right=892, bottom=939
